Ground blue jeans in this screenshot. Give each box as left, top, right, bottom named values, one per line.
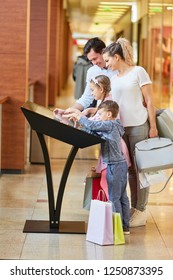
left=123, top=121, right=149, bottom=211
left=106, top=161, right=130, bottom=229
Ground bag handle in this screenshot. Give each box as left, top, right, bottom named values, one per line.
left=147, top=170, right=173, bottom=194
left=134, top=151, right=173, bottom=193
left=97, top=189, right=107, bottom=201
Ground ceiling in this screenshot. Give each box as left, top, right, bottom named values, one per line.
left=65, top=0, right=136, bottom=38
left=65, top=0, right=173, bottom=40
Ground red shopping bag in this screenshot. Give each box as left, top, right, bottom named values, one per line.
left=83, top=172, right=108, bottom=210
left=92, top=176, right=103, bottom=199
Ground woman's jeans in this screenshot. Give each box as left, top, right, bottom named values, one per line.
left=123, top=121, right=149, bottom=212
left=107, top=161, right=130, bottom=229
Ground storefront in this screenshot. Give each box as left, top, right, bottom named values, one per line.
left=138, top=0, right=173, bottom=109
left=107, top=0, right=173, bottom=109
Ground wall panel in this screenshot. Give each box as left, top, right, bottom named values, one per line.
left=0, top=0, right=29, bottom=171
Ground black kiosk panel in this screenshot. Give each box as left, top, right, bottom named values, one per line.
left=21, top=101, right=104, bottom=148
left=21, top=101, right=104, bottom=234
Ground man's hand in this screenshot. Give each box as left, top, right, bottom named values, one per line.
left=53, top=108, right=65, bottom=117
left=64, top=107, right=80, bottom=114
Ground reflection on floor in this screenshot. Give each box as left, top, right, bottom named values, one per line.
left=1, top=78, right=173, bottom=260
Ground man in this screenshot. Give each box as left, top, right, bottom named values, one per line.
left=70, top=37, right=116, bottom=111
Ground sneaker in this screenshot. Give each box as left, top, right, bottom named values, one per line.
left=129, top=209, right=147, bottom=227
left=123, top=228, right=130, bottom=235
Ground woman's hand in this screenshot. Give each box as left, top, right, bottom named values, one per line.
left=149, top=127, right=158, bottom=138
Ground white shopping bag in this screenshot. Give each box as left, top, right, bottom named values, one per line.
left=139, top=170, right=168, bottom=189
left=145, top=170, right=168, bottom=185
left=86, top=199, right=113, bottom=245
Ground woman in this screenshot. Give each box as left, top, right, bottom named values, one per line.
left=103, top=38, right=158, bottom=227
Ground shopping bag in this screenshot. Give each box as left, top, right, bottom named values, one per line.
left=83, top=179, right=92, bottom=210
left=86, top=193, right=113, bottom=245
left=92, top=176, right=102, bottom=199
left=83, top=172, right=107, bottom=210
left=139, top=170, right=168, bottom=189
left=156, top=108, right=173, bottom=140
left=135, top=137, right=173, bottom=172
left=100, top=168, right=109, bottom=200
left=135, top=137, right=173, bottom=193
left=113, top=212, right=125, bottom=245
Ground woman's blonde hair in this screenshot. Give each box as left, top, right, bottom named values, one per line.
left=102, top=37, right=135, bottom=66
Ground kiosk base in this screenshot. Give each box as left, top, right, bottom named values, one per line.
left=23, top=220, right=86, bottom=234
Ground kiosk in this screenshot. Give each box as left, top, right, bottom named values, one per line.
left=21, top=101, right=104, bottom=234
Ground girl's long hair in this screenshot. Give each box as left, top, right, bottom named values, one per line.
left=90, top=75, right=111, bottom=116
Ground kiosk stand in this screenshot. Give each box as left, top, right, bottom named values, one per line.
left=21, top=101, right=104, bottom=234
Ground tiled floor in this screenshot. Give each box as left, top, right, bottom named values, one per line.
left=1, top=78, right=173, bottom=260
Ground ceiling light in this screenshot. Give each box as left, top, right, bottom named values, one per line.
left=103, top=6, right=112, bottom=12
left=131, top=3, right=137, bottom=22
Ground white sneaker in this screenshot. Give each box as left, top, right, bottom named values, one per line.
left=129, top=209, right=147, bottom=227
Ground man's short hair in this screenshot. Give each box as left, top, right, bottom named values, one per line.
left=84, top=37, right=106, bottom=55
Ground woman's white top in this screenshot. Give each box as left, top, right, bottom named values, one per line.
left=111, top=66, right=152, bottom=127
